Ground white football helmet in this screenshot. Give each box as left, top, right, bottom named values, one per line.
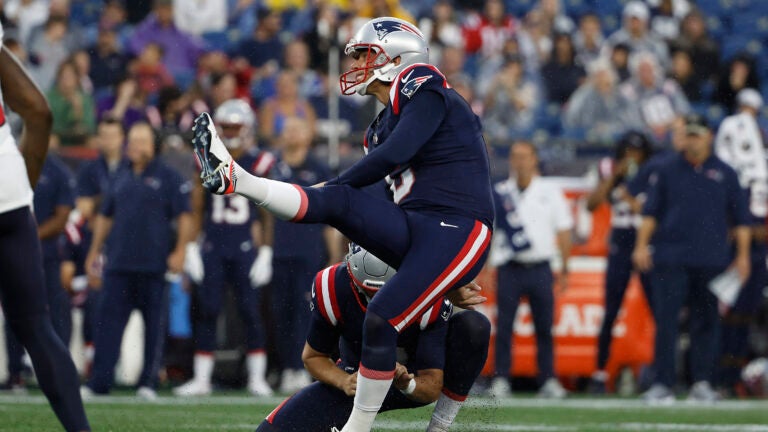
left=213, top=99, right=256, bottom=149
left=345, top=243, right=396, bottom=301
left=339, top=17, right=429, bottom=96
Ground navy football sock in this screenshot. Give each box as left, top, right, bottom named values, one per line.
left=443, top=311, right=491, bottom=397
left=8, top=314, right=90, bottom=432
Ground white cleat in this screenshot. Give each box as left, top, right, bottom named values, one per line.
left=137, top=386, right=158, bottom=401
left=79, top=385, right=96, bottom=401
left=488, top=376, right=512, bottom=398
left=537, top=378, right=567, bottom=399
left=173, top=379, right=212, bottom=397
left=248, top=379, right=274, bottom=397
left=279, top=369, right=312, bottom=394
left=642, top=383, right=675, bottom=405
left=331, top=428, right=340, bottom=432
left=192, top=112, right=236, bottom=195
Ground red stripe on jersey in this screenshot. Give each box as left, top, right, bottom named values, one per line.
left=251, top=152, right=276, bottom=177
left=442, top=387, right=468, bottom=402
left=289, top=185, right=309, bottom=222
left=392, top=64, right=449, bottom=115
left=327, top=264, right=343, bottom=325
left=195, top=350, right=214, bottom=357
left=265, top=396, right=292, bottom=424
left=359, top=364, right=395, bottom=380
left=314, top=269, right=332, bottom=324
left=389, top=221, right=490, bottom=332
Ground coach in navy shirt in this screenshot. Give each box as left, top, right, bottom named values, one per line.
left=83, top=122, right=193, bottom=398
left=633, top=114, right=751, bottom=403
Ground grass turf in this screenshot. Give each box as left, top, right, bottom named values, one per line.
left=0, top=393, right=767, bottom=431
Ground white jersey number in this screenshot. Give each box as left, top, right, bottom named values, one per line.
left=211, top=194, right=250, bottom=225
left=386, top=168, right=415, bottom=204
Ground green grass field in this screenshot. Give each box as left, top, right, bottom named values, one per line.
left=0, top=393, right=767, bottom=432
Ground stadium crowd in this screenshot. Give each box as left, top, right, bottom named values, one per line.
left=1, top=0, right=767, bottom=402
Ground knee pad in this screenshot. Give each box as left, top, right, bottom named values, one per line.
left=361, top=311, right=398, bottom=370
left=449, top=310, right=491, bottom=352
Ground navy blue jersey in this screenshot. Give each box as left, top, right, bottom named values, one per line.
left=203, top=149, right=276, bottom=251
left=100, top=159, right=191, bottom=273
left=307, top=263, right=452, bottom=373
left=76, top=155, right=127, bottom=198
left=272, top=154, right=332, bottom=261
left=34, top=155, right=76, bottom=261
left=327, top=64, right=494, bottom=228
left=642, top=153, right=750, bottom=268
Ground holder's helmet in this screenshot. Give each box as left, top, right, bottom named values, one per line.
left=345, top=243, right=396, bottom=301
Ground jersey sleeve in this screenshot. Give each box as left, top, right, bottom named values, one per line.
left=167, top=169, right=192, bottom=218
left=411, top=298, right=451, bottom=372
left=325, top=90, right=446, bottom=188
left=76, top=162, right=99, bottom=198
left=99, top=182, right=116, bottom=217
left=551, top=184, right=574, bottom=231
left=390, top=65, right=449, bottom=116
left=306, top=265, right=343, bottom=354
left=725, top=167, right=751, bottom=227
left=248, top=151, right=277, bottom=178
left=56, top=164, right=77, bottom=208
left=641, top=163, right=666, bottom=219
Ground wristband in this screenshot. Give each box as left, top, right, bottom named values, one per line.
left=400, top=378, right=416, bottom=395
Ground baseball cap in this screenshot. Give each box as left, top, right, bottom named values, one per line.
left=683, top=114, right=710, bottom=136
left=737, top=88, right=764, bottom=110
left=623, top=1, right=650, bottom=21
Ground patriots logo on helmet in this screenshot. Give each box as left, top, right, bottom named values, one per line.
left=374, top=20, right=420, bottom=41
left=401, top=75, right=432, bottom=99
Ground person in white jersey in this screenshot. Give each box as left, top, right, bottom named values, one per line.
left=0, top=23, right=90, bottom=432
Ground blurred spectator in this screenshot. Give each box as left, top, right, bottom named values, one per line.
left=47, top=60, right=96, bottom=146
left=609, top=42, right=631, bottom=83
left=125, top=0, right=153, bottom=24
left=128, top=0, right=205, bottom=79
left=84, top=122, right=193, bottom=398
left=357, top=0, right=415, bottom=23
left=573, top=13, right=604, bottom=67
left=619, top=52, right=690, bottom=142
left=419, top=0, right=464, bottom=62
left=283, top=40, right=323, bottom=99
left=3, top=151, right=76, bottom=392
left=146, top=86, right=196, bottom=142
left=72, top=50, right=94, bottom=95
left=438, top=45, right=467, bottom=83
left=534, top=0, right=575, bottom=36
left=96, top=75, right=149, bottom=131
left=714, top=89, right=768, bottom=395
left=482, top=56, right=539, bottom=143
left=540, top=32, right=585, bottom=105
left=232, top=7, right=283, bottom=71
left=4, top=0, right=48, bottom=46
left=517, top=8, right=552, bottom=68
left=27, top=14, right=79, bottom=90
left=298, top=2, right=341, bottom=71
left=173, top=0, right=227, bottom=35
left=603, top=1, right=669, bottom=67
left=716, top=54, right=761, bottom=114
left=462, top=0, right=516, bottom=61
left=259, top=71, right=317, bottom=144
left=99, top=0, right=130, bottom=38
left=673, top=10, right=719, bottom=85
left=564, top=59, right=628, bottom=144
left=488, top=141, right=572, bottom=399
left=669, top=47, right=701, bottom=102
left=648, top=0, right=690, bottom=41
left=130, top=43, right=175, bottom=97
left=269, top=116, right=339, bottom=393
left=634, top=114, right=750, bottom=403
left=87, top=23, right=128, bottom=94
left=208, top=71, right=237, bottom=111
